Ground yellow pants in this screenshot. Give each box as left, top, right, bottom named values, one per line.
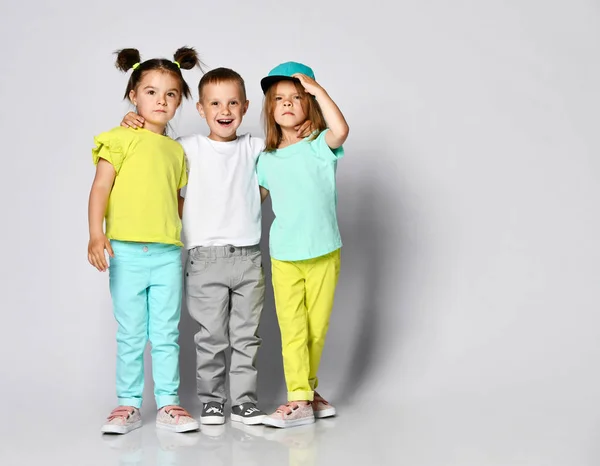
left=271, top=249, right=341, bottom=402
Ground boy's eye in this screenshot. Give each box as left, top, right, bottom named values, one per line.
left=230, top=101, right=238, bottom=106
left=148, top=90, right=155, bottom=95
left=211, top=102, right=219, bottom=106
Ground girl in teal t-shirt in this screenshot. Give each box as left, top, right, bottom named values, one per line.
left=256, top=61, right=349, bottom=428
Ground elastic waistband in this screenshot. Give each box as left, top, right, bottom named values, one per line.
left=189, top=244, right=260, bottom=259
left=110, top=240, right=181, bottom=256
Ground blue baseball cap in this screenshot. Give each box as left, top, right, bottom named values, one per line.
left=260, top=61, right=315, bottom=94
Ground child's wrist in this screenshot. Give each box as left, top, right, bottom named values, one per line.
left=89, top=230, right=105, bottom=239
left=313, top=89, right=328, bottom=101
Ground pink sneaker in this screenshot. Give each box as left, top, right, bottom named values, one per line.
left=101, top=406, right=142, bottom=434
left=156, top=405, right=199, bottom=433
left=262, top=402, right=315, bottom=428
left=312, top=392, right=336, bottom=419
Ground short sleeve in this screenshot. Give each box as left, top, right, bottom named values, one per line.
left=176, top=135, right=196, bottom=170
left=312, top=129, right=344, bottom=161
left=92, top=128, right=129, bottom=174
left=249, top=136, right=266, bottom=160
left=178, top=152, right=188, bottom=190
left=256, top=154, right=269, bottom=190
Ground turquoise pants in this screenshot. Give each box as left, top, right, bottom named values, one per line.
left=109, top=241, right=182, bottom=409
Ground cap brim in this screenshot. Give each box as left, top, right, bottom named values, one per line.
left=260, top=75, right=299, bottom=94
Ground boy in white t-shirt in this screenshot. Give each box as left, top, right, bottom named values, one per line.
left=121, top=68, right=309, bottom=426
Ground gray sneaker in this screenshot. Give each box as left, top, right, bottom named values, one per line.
left=231, top=403, right=267, bottom=425
left=101, top=406, right=142, bottom=434
left=201, top=401, right=225, bottom=425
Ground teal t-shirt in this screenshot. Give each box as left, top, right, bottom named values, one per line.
left=256, top=129, right=344, bottom=261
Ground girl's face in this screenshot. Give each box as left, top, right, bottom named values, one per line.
left=129, top=70, right=182, bottom=134
left=272, top=80, right=307, bottom=129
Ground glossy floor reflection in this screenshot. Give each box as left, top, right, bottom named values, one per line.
left=2, top=399, right=595, bottom=465
left=102, top=419, right=335, bottom=466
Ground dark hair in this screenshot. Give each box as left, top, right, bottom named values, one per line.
left=262, top=79, right=326, bottom=152
left=114, top=47, right=203, bottom=101
left=198, top=67, right=247, bottom=102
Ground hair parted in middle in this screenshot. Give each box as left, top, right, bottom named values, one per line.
left=262, top=79, right=327, bottom=152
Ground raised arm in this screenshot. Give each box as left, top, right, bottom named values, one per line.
left=293, top=73, right=349, bottom=149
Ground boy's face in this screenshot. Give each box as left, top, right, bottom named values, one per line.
left=197, top=80, right=249, bottom=142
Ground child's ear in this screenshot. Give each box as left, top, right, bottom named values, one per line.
left=129, top=89, right=137, bottom=106
left=242, top=100, right=249, bottom=116
left=196, top=101, right=206, bottom=118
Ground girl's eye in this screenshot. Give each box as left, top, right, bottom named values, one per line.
left=148, top=90, right=155, bottom=95
left=275, top=96, right=282, bottom=101
left=294, top=95, right=302, bottom=100
left=168, top=92, right=176, bottom=97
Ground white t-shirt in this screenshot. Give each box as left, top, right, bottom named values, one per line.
left=177, top=133, right=264, bottom=249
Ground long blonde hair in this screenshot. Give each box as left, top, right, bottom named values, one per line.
left=262, top=80, right=327, bottom=152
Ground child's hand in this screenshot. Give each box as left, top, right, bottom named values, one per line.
left=292, top=73, right=325, bottom=97
left=121, top=112, right=145, bottom=129
left=295, top=120, right=314, bottom=138
left=88, top=234, right=114, bottom=272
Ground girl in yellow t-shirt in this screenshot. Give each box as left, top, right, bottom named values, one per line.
left=87, top=47, right=200, bottom=435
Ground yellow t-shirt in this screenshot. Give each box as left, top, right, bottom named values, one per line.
left=92, top=127, right=188, bottom=247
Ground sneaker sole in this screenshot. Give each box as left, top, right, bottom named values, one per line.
left=200, top=416, right=225, bottom=425
left=262, top=415, right=315, bottom=429
left=156, top=420, right=199, bottom=433
left=231, top=413, right=267, bottom=425
left=101, top=420, right=142, bottom=434
left=314, top=407, right=336, bottom=419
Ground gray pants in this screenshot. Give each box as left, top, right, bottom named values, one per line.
left=184, top=244, right=264, bottom=405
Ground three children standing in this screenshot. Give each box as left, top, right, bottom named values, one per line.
left=89, top=50, right=349, bottom=433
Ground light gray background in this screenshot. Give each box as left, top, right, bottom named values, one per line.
left=1, top=0, right=599, bottom=464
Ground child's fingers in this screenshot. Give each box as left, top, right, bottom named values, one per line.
left=129, top=114, right=145, bottom=127
left=295, top=120, right=311, bottom=138
left=91, top=248, right=107, bottom=271
left=89, top=252, right=102, bottom=271
left=98, top=252, right=108, bottom=271
left=106, top=240, right=115, bottom=258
